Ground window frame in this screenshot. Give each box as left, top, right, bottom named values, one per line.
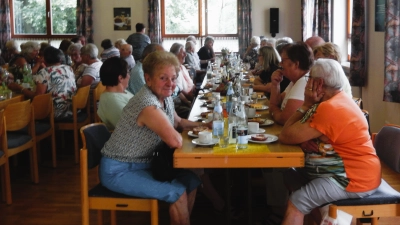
left=9, top=0, right=77, bottom=39
left=160, top=0, right=238, bottom=38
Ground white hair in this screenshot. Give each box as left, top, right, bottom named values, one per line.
left=250, top=36, right=261, bottom=46
left=311, top=58, right=346, bottom=91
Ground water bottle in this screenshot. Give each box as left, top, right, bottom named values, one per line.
left=212, top=100, right=224, bottom=140
left=234, top=78, right=242, bottom=98
left=228, top=97, right=239, bottom=144
left=206, top=60, right=212, bottom=80
left=226, top=81, right=234, bottom=113
left=236, top=101, right=248, bottom=149
left=248, top=82, right=254, bottom=96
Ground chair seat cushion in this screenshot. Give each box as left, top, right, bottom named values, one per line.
left=332, top=179, right=400, bottom=206
left=55, top=112, right=88, bottom=123
left=0, top=150, right=4, bottom=157
left=7, top=132, right=32, bottom=148
left=34, top=122, right=51, bottom=135
left=89, top=183, right=150, bottom=199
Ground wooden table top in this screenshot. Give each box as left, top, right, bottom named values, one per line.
left=174, top=80, right=304, bottom=169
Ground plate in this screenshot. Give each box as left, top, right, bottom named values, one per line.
left=248, top=134, right=278, bottom=143
left=255, top=105, right=269, bottom=111
left=258, top=95, right=267, bottom=100
left=249, top=128, right=265, bottom=134
left=259, top=119, right=274, bottom=126
left=188, top=131, right=198, bottom=138
left=192, top=138, right=219, bottom=146
left=247, top=113, right=262, bottom=119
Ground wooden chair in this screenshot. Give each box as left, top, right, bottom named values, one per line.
left=3, top=99, right=38, bottom=184
left=32, top=93, right=57, bottom=168
left=92, top=82, right=106, bottom=123
left=55, top=85, right=91, bottom=164
left=328, top=124, right=400, bottom=224
left=0, top=110, right=12, bottom=204
left=80, top=123, right=158, bottom=225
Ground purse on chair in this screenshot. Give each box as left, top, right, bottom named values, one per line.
left=152, top=141, right=178, bottom=182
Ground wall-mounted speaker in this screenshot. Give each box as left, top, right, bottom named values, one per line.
left=270, top=8, right=279, bottom=37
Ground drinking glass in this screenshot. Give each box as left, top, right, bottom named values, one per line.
left=251, top=92, right=258, bottom=103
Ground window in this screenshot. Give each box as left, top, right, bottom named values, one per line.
left=10, top=0, right=77, bottom=38
left=161, top=0, right=238, bottom=52
left=347, top=0, right=353, bottom=61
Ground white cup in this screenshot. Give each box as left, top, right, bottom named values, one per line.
left=241, top=95, right=250, bottom=103
left=247, top=107, right=256, bottom=118
left=248, top=122, right=259, bottom=134
left=198, top=131, right=212, bottom=144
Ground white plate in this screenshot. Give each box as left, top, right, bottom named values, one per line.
left=255, top=105, right=269, bottom=111
left=249, top=128, right=265, bottom=134
left=192, top=138, right=219, bottom=146
left=188, top=131, right=198, bottom=138
left=247, top=113, right=262, bottom=119
left=258, top=95, right=267, bottom=100
left=248, top=134, right=278, bottom=143
left=259, top=119, right=274, bottom=126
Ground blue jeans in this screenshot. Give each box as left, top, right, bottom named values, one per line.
left=99, top=156, right=201, bottom=203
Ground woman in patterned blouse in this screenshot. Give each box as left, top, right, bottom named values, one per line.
left=8, top=46, right=77, bottom=119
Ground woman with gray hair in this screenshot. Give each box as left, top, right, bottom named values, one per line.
left=20, top=41, right=44, bottom=74
left=78, top=43, right=102, bottom=88
left=4, top=40, right=20, bottom=63
left=279, top=58, right=379, bottom=225
left=184, top=41, right=200, bottom=70
left=67, top=43, right=86, bottom=80
left=197, top=36, right=215, bottom=69
left=243, top=36, right=260, bottom=69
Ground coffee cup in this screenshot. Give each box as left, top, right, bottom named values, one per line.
left=198, top=131, right=212, bottom=144
left=247, top=107, right=256, bottom=118
left=248, top=122, right=259, bottom=134
left=241, top=95, right=250, bottom=103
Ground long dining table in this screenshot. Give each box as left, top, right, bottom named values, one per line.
left=173, top=77, right=305, bottom=224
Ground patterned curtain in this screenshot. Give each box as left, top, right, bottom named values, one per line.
left=76, top=0, right=93, bottom=43
left=349, top=0, right=367, bottom=87
left=238, top=0, right=252, bottom=57
left=384, top=0, right=400, bottom=102
left=148, top=0, right=162, bottom=44
left=0, top=0, right=10, bottom=50
left=301, top=0, right=331, bottom=42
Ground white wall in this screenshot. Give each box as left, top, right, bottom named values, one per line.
left=251, top=0, right=302, bottom=42
left=93, top=0, right=396, bottom=133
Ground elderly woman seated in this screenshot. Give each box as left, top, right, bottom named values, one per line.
left=197, top=36, right=215, bottom=69
left=243, top=36, right=260, bottom=70
left=8, top=46, right=77, bottom=120
left=20, top=41, right=45, bottom=74
left=97, top=57, right=134, bottom=130
left=279, top=59, right=380, bottom=225
left=78, top=43, right=102, bottom=88
left=99, top=51, right=205, bottom=225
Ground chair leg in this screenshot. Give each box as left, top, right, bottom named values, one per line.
left=356, top=219, right=362, bottom=225
left=150, top=200, right=159, bottom=225
left=371, top=217, right=379, bottom=225
left=110, top=210, right=117, bottom=225
left=74, top=127, right=79, bottom=164
left=97, top=210, right=103, bottom=225
left=51, top=132, right=57, bottom=168
left=2, top=162, right=12, bottom=204
left=29, top=145, right=39, bottom=184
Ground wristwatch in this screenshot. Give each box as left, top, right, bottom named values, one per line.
left=296, top=107, right=306, bottom=114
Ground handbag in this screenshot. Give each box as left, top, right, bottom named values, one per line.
left=152, top=141, right=178, bottom=182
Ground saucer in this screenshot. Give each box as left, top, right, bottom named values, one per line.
left=248, top=134, right=278, bottom=143
left=249, top=128, right=265, bottom=134
left=247, top=113, right=261, bottom=119
left=192, top=138, right=219, bottom=146
left=259, top=119, right=274, bottom=126
left=188, top=131, right=198, bottom=138
left=255, top=105, right=269, bottom=111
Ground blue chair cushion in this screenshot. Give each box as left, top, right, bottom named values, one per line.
left=332, top=179, right=400, bottom=206
left=374, top=126, right=400, bottom=173
left=55, top=112, right=88, bottom=123
left=34, top=122, right=51, bottom=135
left=0, top=150, right=4, bottom=157
left=7, top=131, right=32, bottom=149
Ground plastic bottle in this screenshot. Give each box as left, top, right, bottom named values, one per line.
left=236, top=101, right=248, bottom=149
left=228, top=97, right=239, bottom=144
left=212, top=100, right=224, bottom=140
left=226, top=81, right=234, bottom=114
left=248, top=82, right=254, bottom=96
left=206, top=60, right=212, bottom=80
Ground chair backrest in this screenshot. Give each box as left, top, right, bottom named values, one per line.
left=0, top=110, right=5, bottom=138
left=93, top=82, right=106, bottom=122
left=4, top=100, right=33, bottom=131
left=352, top=97, right=362, bottom=109
left=0, top=95, right=24, bottom=110
left=73, top=85, right=91, bottom=111
left=80, top=123, right=111, bottom=169
left=32, top=93, right=53, bottom=120
left=374, top=125, right=400, bottom=173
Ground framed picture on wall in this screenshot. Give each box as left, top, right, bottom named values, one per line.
left=114, top=8, right=131, bottom=31
left=375, top=0, right=385, bottom=32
